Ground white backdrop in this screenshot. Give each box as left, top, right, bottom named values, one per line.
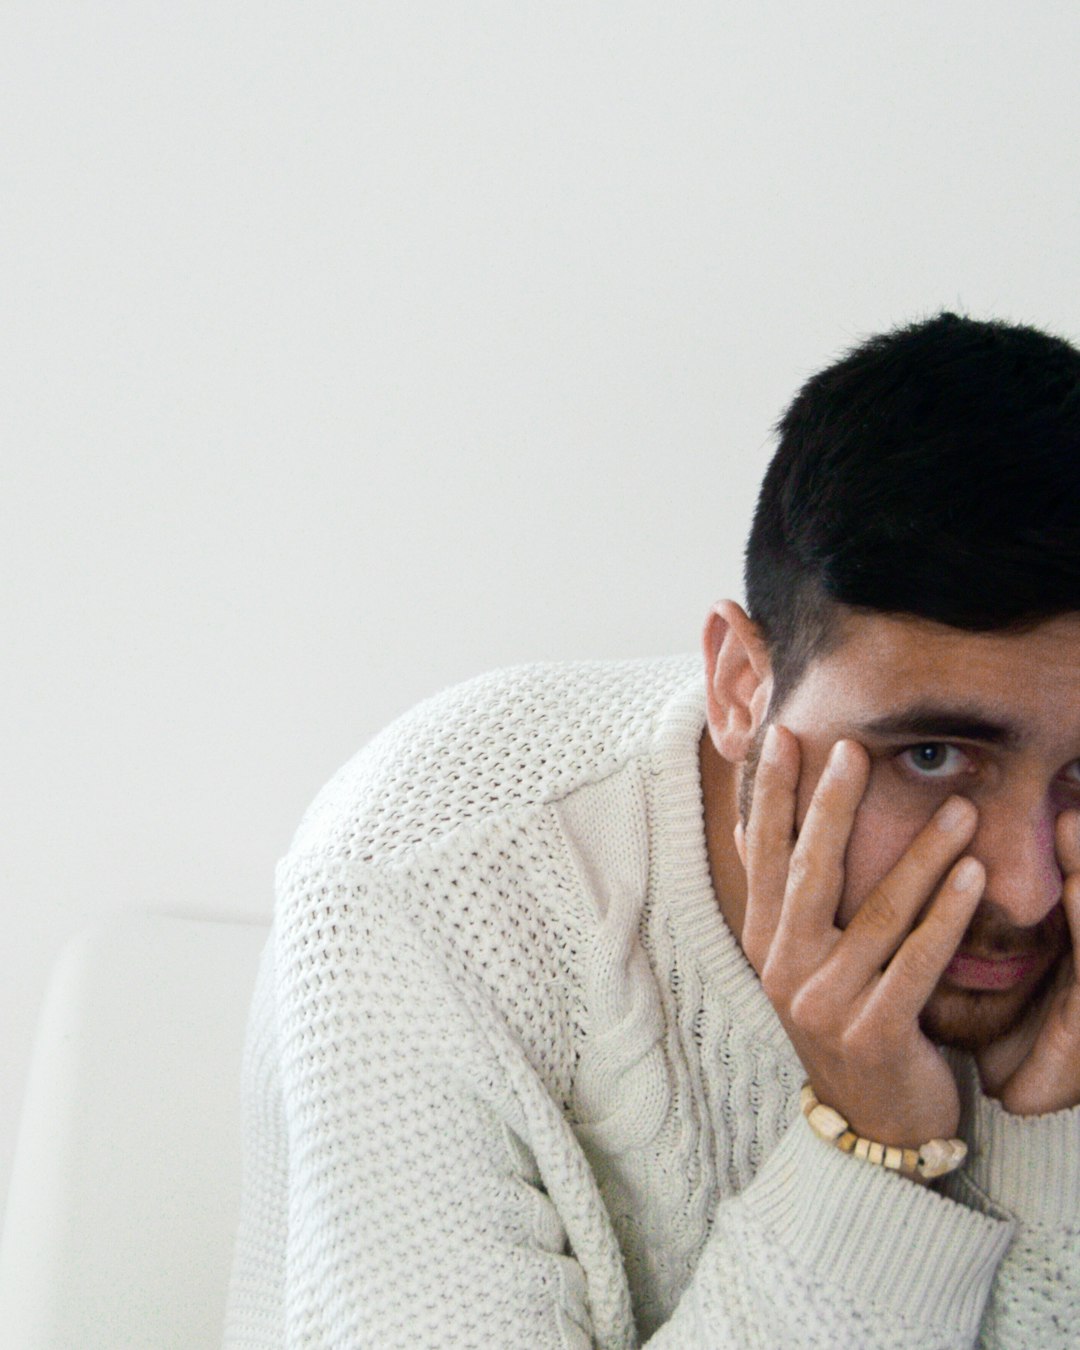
left=4, top=0, right=1080, bottom=1211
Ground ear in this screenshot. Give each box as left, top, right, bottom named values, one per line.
left=702, top=600, right=772, bottom=763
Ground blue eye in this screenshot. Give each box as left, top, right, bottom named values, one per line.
left=901, top=744, right=967, bottom=777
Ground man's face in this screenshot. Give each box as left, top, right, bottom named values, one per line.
left=752, top=610, right=1080, bottom=1051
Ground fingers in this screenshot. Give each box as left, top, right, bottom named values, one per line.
left=980, top=810, right=1080, bottom=1117
left=826, top=794, right=979, bottom=984
left=744, top=731, right=871, bottom=975
left=742, top=723, right=980, bottom=1029
left=1056, top=808, right=1080, bottom=877
left=1055, top=809, right=1080, bottom=981
left=776, top=738, right=871, bottom=940
left=864, top=855, right=985, bottom=1023
left=739, top=724, right=799, bottom=970
left=737, top=726, right=974, bottom=1143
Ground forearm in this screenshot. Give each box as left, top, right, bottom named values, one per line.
left=649, top=1122, right=1010, bottom=1349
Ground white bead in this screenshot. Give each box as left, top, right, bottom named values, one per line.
left=918, top=1137, right=966, bottom=1178
left=807, top=1103, right=848, bottom=1141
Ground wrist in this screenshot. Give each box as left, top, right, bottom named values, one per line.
left=801, top=1082, right=967, bottom=1180
left=749, top=1120, right=1010, bottom=1336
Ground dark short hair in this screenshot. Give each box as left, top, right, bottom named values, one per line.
left=745, top=312, right=1080, bottom=711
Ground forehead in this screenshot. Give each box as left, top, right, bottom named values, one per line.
left=786, top=611, right=1080, bottom=732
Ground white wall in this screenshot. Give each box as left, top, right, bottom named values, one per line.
left=4, top=0, right=1080, bottom=1210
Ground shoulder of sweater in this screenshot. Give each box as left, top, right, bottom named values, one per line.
left=281, top=653, right=701, bottom=872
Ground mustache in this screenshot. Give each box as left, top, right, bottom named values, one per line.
left=958, top=900, right=1069, bottom=957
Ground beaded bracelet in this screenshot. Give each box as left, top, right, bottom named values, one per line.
left=800, top=1083, right=967, bottom=1179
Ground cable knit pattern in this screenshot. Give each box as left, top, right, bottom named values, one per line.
left=225, top=657, right=1078, bottom=1348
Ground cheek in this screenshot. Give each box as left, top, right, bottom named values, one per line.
left=835, top=797, right=926, bottom=927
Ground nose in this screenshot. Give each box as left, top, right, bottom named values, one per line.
left=971, top=798, right=1063, bottom=930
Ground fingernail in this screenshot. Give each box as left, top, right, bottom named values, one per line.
left=952, top=857, right=982, bottom=891
left=762, top=724, right=779, bottom=761
left=936, top=797, right=972, bottom=833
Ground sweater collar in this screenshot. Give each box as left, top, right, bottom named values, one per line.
left=648, top=670, right=792, bottom=1053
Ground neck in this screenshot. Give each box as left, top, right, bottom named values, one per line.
left=698, top=730, right=749, bottom=944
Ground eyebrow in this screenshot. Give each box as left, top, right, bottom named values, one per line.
left=855, top=704, right=1023, bottom=750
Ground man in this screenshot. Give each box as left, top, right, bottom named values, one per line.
left=225, top=313, right=1080, bottom=1347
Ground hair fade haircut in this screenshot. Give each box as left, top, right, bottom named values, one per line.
left=745, top=311, right=1080, bottom=712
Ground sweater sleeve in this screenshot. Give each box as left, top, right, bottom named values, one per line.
left=225, top=848, right=1019, bottom=1349
left=225, top=853, right=616, bottom=1348
left=649, top=1120, right=1011, bottom=1348
left=939, top=1061, right=1080, bottom=1347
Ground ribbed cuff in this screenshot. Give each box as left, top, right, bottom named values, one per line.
left=747, top=1120, right=1012, bottom=1338
left=956, top=1065, right=1080, bottom=1228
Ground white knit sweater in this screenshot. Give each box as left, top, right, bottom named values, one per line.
left=224, top=656, right=1080, bottom=1347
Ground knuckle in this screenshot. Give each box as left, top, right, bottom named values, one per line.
left=789, top=814, right=850, bottom=877
left=744, top=816, right=769, bottom=856
left=837, top=1023, right=864, bottom=1058
left=786, top=849, right=843, bottom=908
left=784, top=852, right=813, bottom=894
left=758, top=956, right=782, bottom=999
left=787, top=985, right=831, bottom=1035
left=855, top=882, right=903, bottom=936
left=759, top=954, right=794, bottom=1005
left=893, top=932, right=940, bottom=986
left=839, top=1020, right=890, bottom=1068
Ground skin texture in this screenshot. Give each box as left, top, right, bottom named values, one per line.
left=700, top=600, right=1080, bottom=1152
